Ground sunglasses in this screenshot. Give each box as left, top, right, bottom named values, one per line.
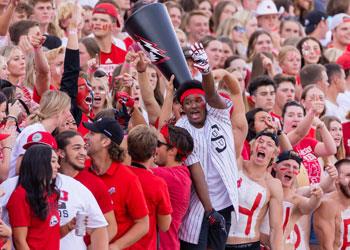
left=157, top=140, right=172, bottom=148
left=233, top=26, right=246, bottom=33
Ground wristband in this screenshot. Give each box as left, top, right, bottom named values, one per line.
left=68, top=29, right=78, bottom=35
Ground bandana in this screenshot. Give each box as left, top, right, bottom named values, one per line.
left=160, top=124, right=189, bottom=161
left=179, top=89, right=205, bottom=105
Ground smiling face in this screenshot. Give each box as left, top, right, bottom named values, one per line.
left=182, top=94, right=206, bottom=128
left=274, top=159, right=300, bottom=188
left=251, top=135, right=277, bottom=167
left=301, top=39, right=321, bottom=65
left=329, top=120, right=343, bottom=148
left=62, top=135, right=87, bottom=171
left=337, top=163, right=350, bottom=198
left=254, top=34, right=273, bottom=54
left=51, top=150, right=60, bottom=179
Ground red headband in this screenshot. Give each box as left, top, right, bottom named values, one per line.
left=160, top=124, right=188, bottom=161
left=180, top=89, right=205, bottom=104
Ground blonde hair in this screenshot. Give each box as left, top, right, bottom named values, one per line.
left=27, top=90, right=71, bottom=125
left=45, top=46, right=65, bottom=64
left=91, top=76, right=113, bottom=110
left=57, top=1, right=83, bottom=31
left=0, top=56, right=6, bottom=69
left=24, top=52, right=35, bottom=89
left=278, top=45, right=301, bottom=64
left=216, top=17, right=242, bottom=38
left=0, top=45, right=20, bottom=62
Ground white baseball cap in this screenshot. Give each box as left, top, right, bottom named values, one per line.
left=256, top=0, right=283, bottom=16
left=330, top=13, right=350, bottom=30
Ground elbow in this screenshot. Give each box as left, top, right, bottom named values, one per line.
left=158, top=218, right=172, bottom=232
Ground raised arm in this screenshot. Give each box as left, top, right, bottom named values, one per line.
left=136, top=52, right=161, bottom=125
left=287, top=108, right=316, bottom=146
left=223, top=71, right=248, bottom=158
left=314, top=118, right=337, bottom=157
left=0, top=0, right=18, bottom=36
left=190, top=43, right=226, bottom=109
left=30, top=32, right=50, bottom=97
left=158, top=75, right=175, bottom=130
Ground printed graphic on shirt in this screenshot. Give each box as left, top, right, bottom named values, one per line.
left=135, top=35, right=170, bottom=64
left=210, top=124, right=227, bottom=153
left=58, top=190, right=69, bottom=218
left=49, top=215, right=59, bottom=227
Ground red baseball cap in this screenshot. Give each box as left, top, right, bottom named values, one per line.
left=93, top=3, right=119, bottom=20
left=23, top=131, right=57, bottom=150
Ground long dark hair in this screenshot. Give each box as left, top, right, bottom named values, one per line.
left=18, top=145, right=60, bottom=220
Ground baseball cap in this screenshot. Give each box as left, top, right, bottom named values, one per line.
left=337, top=44, right=350, bottom=70
left=304, top=11, right=328, bottom=35
left=256, top=0, right=283, bottom=16
left=330, top=13, right=350, bottom=30
left=83, top=117, right=124, bottom=145
left=23, top=131, right=58, bottom=150
left=93, top=3, right=119, bottom=20
left=276, top=150, right=302, bottom=165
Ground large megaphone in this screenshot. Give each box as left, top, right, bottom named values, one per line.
left=124, top=2, right=192, bottom=89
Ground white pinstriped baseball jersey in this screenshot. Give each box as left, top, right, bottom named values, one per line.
left=176, top=100, right=239, bottom=244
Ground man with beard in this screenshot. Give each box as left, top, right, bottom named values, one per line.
left=55, top=130, right=117, bottom=244
left=314, top=159, right=350, bottom=249
left=226, top=131, right=284, bottom=250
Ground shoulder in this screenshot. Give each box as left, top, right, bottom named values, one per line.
left=266, top=176, right=283, bottom=198
left=315, top=192, right=338, bottom=215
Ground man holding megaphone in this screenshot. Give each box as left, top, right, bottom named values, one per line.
left=175, top=43, right=239, bottom=250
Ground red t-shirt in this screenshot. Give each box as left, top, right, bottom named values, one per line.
left=99, top=43, right=127, bottom=78
left=152, top=166, right=190, bottom=250
left=89, top=162, right=149, bottom=244
left=129, top=167, right=173, bottom=250
left=33, top=84, right=57, bottom=103
left=343, top=121, right=350, bottom=157
left=293, top=137, right=320, bottom=184
left=7, top=185, right=60, bottom=250
left=74, top=169, right=113, bottom=214
left=77, top=113, right=90, bottom=137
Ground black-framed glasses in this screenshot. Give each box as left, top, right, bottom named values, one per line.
left=157, top=140, right=172, bottom=148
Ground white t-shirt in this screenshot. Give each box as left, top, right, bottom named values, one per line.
left=325, top=99, right=347, bottom=122
left=56, top=174, right=107, bottom=250
left=9, top=123, right=46, bottom=178
left=0, top=174, right=107, bottom=250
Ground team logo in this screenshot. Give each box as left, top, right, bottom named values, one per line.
left=32, top=132, right=43, bottom=142
left=108, top=187, right=116, bottom=195
left=134, top=35, right=170, bottom=65
left=49, top=215, right=59, bottom=227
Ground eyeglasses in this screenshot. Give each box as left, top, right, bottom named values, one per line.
left=157, top=140, right=172, bottom=148
left=233, top=26, right=246, bottom=33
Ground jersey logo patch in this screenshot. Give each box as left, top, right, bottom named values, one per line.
left=135, top=35, right=170, bottom=65
left=108, top=187, right=116, bottom=195
left=49, top=215, right=59, bottom=227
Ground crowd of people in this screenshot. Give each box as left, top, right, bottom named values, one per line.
left=0, top=0, right=349, bottom=249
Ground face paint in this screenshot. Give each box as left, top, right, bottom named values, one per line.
left=77, top=77, right=93, bottom=114
left=102, top=24, right=110, bottom=30
left=279, top=166, right=299, bottom=176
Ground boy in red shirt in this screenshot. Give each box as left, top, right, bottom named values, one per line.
left=92, top=3, right=127, bottom=78
left=127, top=125, right=173, bottom=250
left=153, top=124, right=194, bottom=250
left=83, top=117, right=149, bottom=249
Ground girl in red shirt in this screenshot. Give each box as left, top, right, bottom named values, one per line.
left=7, top=145, right=61, bottom=250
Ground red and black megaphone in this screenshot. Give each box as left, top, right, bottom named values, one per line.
left=124, top=2, right=192, bottom=89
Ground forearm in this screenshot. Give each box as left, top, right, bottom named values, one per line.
left=318, top=125, right=337, bottom=155
left=34, top=49, right=50, bottom=96
left=0, top=149, right=11, bottom=182
left=278, top=132, right=293, bottom=151
left=0, top=4, right=16, bottom=35
left=112, top=220, right=148, bottom=249
left=287, top=110, right=314, bottom=145
left=158, top=90, right=173, bottom=130
left=202, top=71, right=216, bottom=99
left=13, top=239, right=30, bottom=250
left=270, top=226, right=284, bottom=250
left=130, top=107, right=147, bottom=127
left=90, top=227, right=109, bottom=250
left=190, top=164, right=213, bottom=212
